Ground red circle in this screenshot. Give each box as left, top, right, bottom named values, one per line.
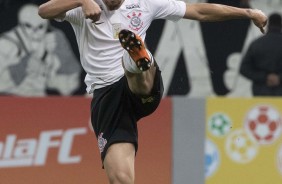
left=265, top=134, right=273, bottom=141
left=269, top=121, right=277, bottom=131
left=249, top=120, right=256, bottom=130
left=258, top=114, right=268, bottom=123
left=254, top=134, right=261, bottom=140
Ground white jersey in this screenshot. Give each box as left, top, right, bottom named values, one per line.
left=61, top=0, right=186, bottom=93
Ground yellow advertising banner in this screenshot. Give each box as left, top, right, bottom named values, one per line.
left=206, top=98, right=282, bottom=184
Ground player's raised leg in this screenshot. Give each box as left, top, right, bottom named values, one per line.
left=119, top=29, right=156, bottom=96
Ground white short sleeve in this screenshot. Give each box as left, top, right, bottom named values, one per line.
left=55, top=7, right=84, bottom=25
left=148, top=0, right=186, bottom=21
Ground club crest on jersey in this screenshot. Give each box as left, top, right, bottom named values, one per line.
left=98, top=133, right=107, bottom=153
left=127, top=11, right=143, bottom=31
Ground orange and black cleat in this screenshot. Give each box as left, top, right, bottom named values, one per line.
left=118, top=29, right=152, bottom=71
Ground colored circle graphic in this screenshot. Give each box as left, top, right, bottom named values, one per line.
left=226, top=129, right=259, bottom=164
left=205, top=139, right=220, bottom=178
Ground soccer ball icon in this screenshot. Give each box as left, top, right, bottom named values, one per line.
left=226, top=129, right=258, bottom=163
left=244, top=105, right=282, bottom=145
left=208, top=113, right=232, bottom=137
left=205, top=139, right=220, bottom=178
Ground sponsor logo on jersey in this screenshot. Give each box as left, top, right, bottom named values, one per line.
left=141, top=96, right=154, bottom=104
left=0, top=127, right=87, bottom=168
left=126, top=4, right=140, bottom=9
left=94, top=21, right=105, bottom=25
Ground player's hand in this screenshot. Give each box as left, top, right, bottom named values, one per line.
left=267, top=73, right=280, bottom=87
left=250, top=9, right=267, bottom=34
left=81, top=0, right=101, bottom=22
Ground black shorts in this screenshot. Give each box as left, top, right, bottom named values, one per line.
left=90, top=66, right=163, bottom=163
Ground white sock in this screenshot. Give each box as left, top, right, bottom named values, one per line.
left=122, top=49, right=154, bottom=73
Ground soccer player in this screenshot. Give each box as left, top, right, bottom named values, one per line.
left=38, top=0, right=267, bottom=183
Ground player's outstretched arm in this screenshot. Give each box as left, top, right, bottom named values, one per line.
left=38, top=0, right=101, bottom=22
left=184, top=3, right=267, bottom=33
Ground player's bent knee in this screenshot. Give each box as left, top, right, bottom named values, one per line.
left=108, top=170, right=134, bottom=184
left=104, top=143, right=135, bottom=184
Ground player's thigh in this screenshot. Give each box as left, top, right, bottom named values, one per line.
left=104, top=143, right=135, bottom=177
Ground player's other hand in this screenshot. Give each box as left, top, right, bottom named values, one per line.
left=267, top=73, right=280, bottom=87
left=250, top=9, right=267, bottom=34
left=81, top=0, right=101, bottom=22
